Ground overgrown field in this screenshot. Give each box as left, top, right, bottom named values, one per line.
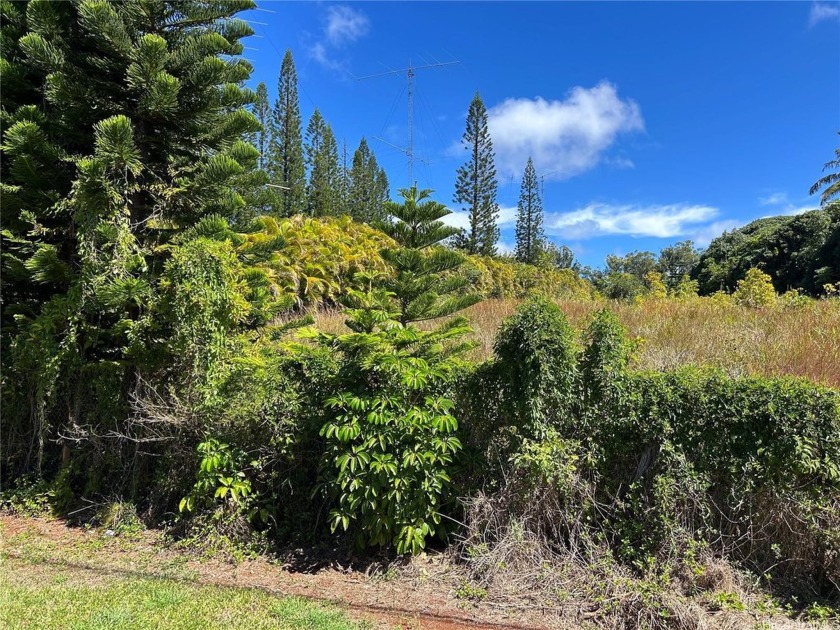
left=314, top=296, right=840, bottom=387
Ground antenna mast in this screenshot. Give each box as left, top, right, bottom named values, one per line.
left=356, top=57, right=459, bottom=185
left=407, top=62, right=414, bottom=183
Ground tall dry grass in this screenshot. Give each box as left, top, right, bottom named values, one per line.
left=312, top=298, right=840, bottom=387
left=463, top=297, right=840, bottom=387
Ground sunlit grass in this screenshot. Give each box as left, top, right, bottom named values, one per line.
left=313, top=297, right=840, bottom=387
left=0, top=556, right=364, bottom=630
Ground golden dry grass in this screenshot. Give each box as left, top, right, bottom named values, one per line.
left=312, top=298, right=840, bottom=387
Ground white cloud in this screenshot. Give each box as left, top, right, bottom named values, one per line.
left=440, top=211, right=470, bottom=232
left=310, top=42, right=338, bottom=70
left=325, top=6, right=370, bottom=46
left=809, top=1, right=840, bottom=27
left=484, top=82, right=644, bottom=180
left=309, top=6, right=370, bottom=70
left=441, top=205, right=516, bottom=231
left=759, top=192, right=788, bottom=206
left=545, top=203, right=719, bottom=240
left=605, top=156, right=635, bottom=170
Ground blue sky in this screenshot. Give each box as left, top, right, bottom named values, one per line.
left=242, top=1, right=840, bottom=267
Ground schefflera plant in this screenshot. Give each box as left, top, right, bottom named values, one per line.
left=304, top=187, right=480, bottom=554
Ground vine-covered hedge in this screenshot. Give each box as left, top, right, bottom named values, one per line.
left=461, top=299, right=840, bottom=594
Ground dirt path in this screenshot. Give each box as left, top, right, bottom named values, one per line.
left=0, top=514, right=570, bottom=630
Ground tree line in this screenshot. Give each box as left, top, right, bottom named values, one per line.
left=583, top=200, right=840, bottom=300
left=254, top=53, right=563, bottom=265
left=251, top=50, right=389, bottom=222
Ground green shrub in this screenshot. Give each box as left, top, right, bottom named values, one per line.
left=180, top=439, right=253, bottom=516
left=492, top=298, right=579, bottom=438
left=733, top=268, right=776, bottom=307
left=599, top=271, right=647, bottom=301
left=669, top=275, right=699, bottom=299
left=311, top=187, right=476, bottom=554
left=460, top=255, right=593, bottom=301
left=308, top=288, right=465, bottom=554
left=0, top=474, right=55, bottom=516
left=644, top=271, right=668, bottom=300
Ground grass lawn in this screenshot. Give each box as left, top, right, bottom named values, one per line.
left=1, top=557, right=367, bottom=630
left=0, top=532, right=368, bottom=630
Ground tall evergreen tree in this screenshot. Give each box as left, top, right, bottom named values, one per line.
left=348, top=138, right=389, bottom=224
left=307, top=115, right=341, bottom=216
left=375, top=166, right=390, bottom=214
left=514, top=157, right=544, bottom=263
left=304, top=109, right=326, bottom=174
left=268, top=49, right=305, bottom=216
left=241, top=80, right=275, bottom=221
left=336, top=139, right=351, bottom=216
left=453, top=92, right=499, bottom=255
left=0, top=0, right=262, bottom=477
left=304, top=108, right=326, bottom=213
left=253, top=81, right=271, bottom=171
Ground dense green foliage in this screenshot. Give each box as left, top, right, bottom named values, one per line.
left=587, top=243, right=702, bottom=300
left=1, top=0, right=266, bottom=480
left=1, top=5, right=838, bottom=623
left=693, top=204, right=840, bottom=295
left=380, top=187, right=481, bottom=323
left=304, top=108, right=341, bottom=217
left=462, top=299, right=840, bottom=597
left=309, top=187, right=475, bottom=553
left=656, top=240, right=702, bottom=288
left=347, top=137, right=389, bottom=224
left=732, top=267, right=777, bottom=307
left=252, top=81, right=271, bottom=171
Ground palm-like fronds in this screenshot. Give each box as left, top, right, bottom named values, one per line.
left=809, top=139, right=840, bottom=206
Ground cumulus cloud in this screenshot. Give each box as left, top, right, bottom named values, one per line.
left=544, top=203, right=719, bottom=240
left=485, top=82, right=644, bottom=180
left=309, top=6, right=370, bottom=70
left=809, top=1, right=840, bottom=27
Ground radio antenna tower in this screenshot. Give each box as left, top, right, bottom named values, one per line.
left=355, top=57, right=459, bottom=185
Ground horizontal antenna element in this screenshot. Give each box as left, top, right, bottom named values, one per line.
left=356, top=57, right=460, bottom=184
